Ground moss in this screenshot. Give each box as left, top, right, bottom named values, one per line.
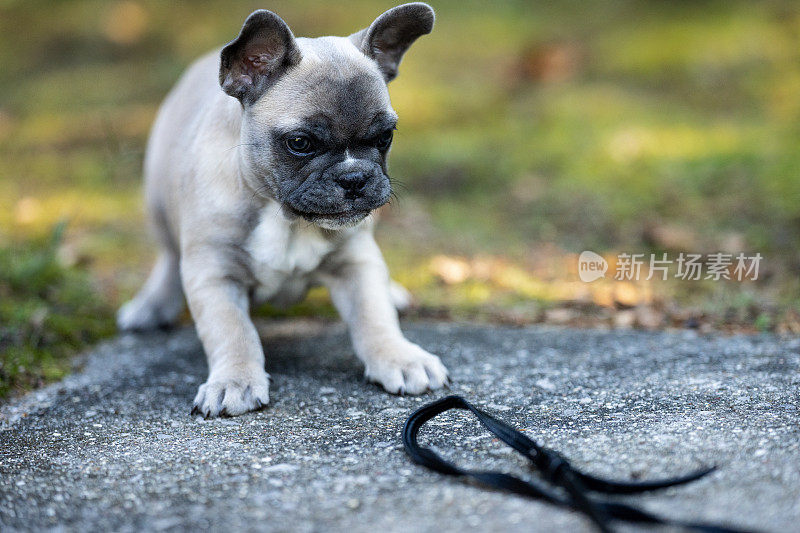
left=0, top=224, right=115, bottom=399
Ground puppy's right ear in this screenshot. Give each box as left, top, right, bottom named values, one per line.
left=219, top=10, right=301, bottom=105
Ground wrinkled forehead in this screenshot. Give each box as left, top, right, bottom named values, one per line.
left=251, top=36, right=396, bottom=139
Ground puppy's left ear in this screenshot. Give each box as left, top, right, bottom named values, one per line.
left=349, top=2, right=434, bottom=82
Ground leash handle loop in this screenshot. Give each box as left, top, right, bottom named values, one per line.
left=402, top=395, right=755, bottom=533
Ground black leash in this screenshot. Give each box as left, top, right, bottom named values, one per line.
left=402, top=395, right=755, bottom=533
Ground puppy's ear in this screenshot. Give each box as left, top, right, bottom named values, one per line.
left=220, top=10, right=301, bottom=104
left=349, top=2, right=434, bottom=82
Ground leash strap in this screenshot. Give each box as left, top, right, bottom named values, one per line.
left=402, top=395, right=755, bottom=533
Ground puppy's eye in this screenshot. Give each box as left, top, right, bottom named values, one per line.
left=286, top=136, right=314, bottom=156
left=374, top=129, right=394, bottom=150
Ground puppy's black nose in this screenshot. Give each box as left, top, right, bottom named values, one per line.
left=334, top=171, right=369, bottom=192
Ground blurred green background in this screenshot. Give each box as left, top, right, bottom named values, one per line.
left=1, top=0, right=800, bottom=397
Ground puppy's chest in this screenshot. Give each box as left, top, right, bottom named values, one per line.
left=245, top=206, right=335, bottom=303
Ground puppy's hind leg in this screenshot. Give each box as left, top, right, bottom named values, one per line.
left=117, top=251, right=185, bottom=331
left=389, top=280, right=413, bottom=312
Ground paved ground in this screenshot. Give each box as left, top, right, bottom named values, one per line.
left=1, top=321, right=799, bottom=532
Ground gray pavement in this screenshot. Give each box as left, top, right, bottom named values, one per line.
left=1, top=321, right=799, bottom=532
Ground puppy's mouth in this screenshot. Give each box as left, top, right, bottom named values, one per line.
left=283, top=204, right=373, bottom=228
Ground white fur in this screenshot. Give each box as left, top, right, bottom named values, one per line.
left=246, top=203, right=336, bottom=306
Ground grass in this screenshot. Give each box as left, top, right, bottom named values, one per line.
left=1, top=0, right=800, bottom=398
left=0, top=224, right=115, bottom=398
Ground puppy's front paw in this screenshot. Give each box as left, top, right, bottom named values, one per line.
left=364, top=341, right=449, bottom=395
left=191, top=368, right=270, bottom=418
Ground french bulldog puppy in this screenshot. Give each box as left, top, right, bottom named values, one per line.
left=117, top=3, right=449, bottom=417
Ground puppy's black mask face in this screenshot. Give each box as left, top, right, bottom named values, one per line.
left=241, top=61, right=398, bottom=228
left=268, top=107, right=395, bottom=228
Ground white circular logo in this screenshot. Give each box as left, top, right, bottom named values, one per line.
left=578, top=251, right=607, bottom=282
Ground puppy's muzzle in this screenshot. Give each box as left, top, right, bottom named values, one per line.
left=283, top=159, right=391, bottom=223
left=335, top=171, right=370, bottom=198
